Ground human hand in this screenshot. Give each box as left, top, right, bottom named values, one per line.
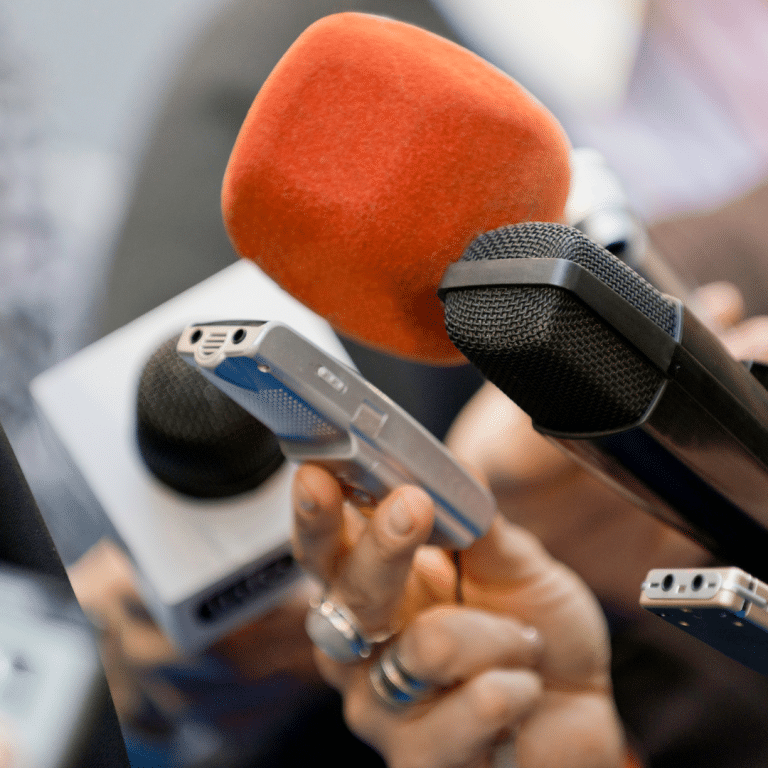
left=292, top=465, right=626, bottom=768
left=445, top=281, right=768, bottom=609
left=67, top=539, right=322, bottom=729
left=67, top=539, right=180, bottom=725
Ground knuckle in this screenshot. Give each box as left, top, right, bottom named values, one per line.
left=466, top=670, right=542, bottom=725
left=402, top=608, right=461, bottom=680
left=371, top=522, right=414, bottom=564
left=371, top=488, right=431, bottom=560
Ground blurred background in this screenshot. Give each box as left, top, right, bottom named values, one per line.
left=0, top=0, right=228, bottom=460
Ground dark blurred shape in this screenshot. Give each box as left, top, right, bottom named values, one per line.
left=136, top=336, right=284, bottom=498
left=0, top=563, right=103, bottom=768
left=0, top=421, right=129, bottom=767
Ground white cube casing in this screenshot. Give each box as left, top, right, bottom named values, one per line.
left=31, top=261, right=353, bottom=652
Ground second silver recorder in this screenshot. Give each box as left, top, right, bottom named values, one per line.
left=641, top=567, right=768, bottom=674
left=177, top=320, right=495, bottom=549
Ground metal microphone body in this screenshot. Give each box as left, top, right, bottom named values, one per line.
left=440, top=222, right=768, bottom=579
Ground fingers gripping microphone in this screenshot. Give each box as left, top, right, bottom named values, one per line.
left=439, top=222, right=768, bottom=579
left=217, top=12, right=761, bottom=576
left=221, top=12, right=571, bottom=363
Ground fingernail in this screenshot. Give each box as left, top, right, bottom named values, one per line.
left=295, top=481, right=319, bottom=518
left=387, top=494, right=416, bottom=536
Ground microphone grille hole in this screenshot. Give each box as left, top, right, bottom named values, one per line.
left=691, top=574, right=704, bottom=591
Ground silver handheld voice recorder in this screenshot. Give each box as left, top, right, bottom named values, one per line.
left=177, top=320, right=495, bottom=549
left=641, top=567, right=768, bottom=674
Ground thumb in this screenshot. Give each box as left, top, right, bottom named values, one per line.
left=458, top=516, right=613, bottom=690
left=459, top=515, right=552, bottom=592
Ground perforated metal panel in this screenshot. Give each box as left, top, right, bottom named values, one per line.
left=460, top=222, right=677, bottom=334
left=443, top=223, right=675, bottom=433
left=211, top=357, right=345, bottom=443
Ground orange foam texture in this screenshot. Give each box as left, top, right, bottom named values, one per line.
left=222, top=12, right=571, bottom=364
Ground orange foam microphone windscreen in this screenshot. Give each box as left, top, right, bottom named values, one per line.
left=222, top=12, right=571, bottom=364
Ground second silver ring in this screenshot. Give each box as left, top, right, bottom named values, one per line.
left=369, top=644, right=435, bottom=710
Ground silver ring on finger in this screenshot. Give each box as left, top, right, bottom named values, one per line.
left=369, top=644, right=435, bottom=710
left=306, top=595, right=393, bottom=663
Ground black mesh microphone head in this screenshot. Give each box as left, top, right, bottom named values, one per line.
left=442, top=222, right=679, bottom=433
left=136, top=336, right=284, bottom=498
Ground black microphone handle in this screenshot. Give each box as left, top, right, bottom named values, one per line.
left=440, top=222, right=768, bottom=581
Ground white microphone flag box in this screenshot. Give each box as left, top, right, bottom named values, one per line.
left=31, top=260, right=353, bottom=652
